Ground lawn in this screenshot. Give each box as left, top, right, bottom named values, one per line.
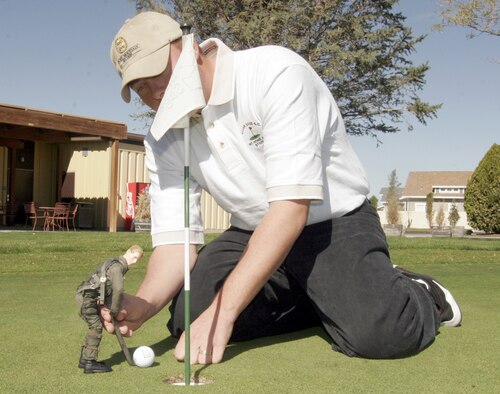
left=0, top=232, right=498, bottom=393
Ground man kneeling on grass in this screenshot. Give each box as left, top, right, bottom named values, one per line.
left=102, top=12, right=462, bottom=365
left=76, top=245, right=144, bottom=373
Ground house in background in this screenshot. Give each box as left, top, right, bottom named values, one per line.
left=376, top=186, right=404, bottom=213
left=395, top=171, right=473, bottom=229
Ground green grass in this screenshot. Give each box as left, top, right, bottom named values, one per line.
left=0, top=232, right=498, bottom=393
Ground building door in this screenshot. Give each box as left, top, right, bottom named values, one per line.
left=6, top=141, right=35, bottom=224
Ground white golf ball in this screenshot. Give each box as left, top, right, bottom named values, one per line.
left=133, top=346, right=155, bottom=368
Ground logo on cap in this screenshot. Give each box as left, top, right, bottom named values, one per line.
left=115, top=37, right=128, bottom=54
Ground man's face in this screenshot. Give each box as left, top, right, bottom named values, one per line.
left=125, top=251, right=142, bottom=266
left=129, top=42, right=181, bottom=111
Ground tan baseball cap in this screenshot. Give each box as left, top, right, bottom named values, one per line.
left=110, top=12, right=182, bottom=102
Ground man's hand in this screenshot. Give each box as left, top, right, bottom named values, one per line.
left=174, top=200, right=310, bottom=365
left=100, top=293, right=150, bottom=336
left=100, top=244, right=198, bottom=337
left=174, top=292, right=233, bottom=365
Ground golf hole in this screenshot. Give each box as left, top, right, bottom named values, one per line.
left=163, top=374, right=214, bottom=386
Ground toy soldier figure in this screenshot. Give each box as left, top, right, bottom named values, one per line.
left=76, top=245, right=144, bottom=373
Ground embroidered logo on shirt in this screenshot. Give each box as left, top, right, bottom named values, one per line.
left=241, top=121, right=264, bottom=150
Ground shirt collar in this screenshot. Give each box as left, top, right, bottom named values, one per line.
left=200, top=38, right=234, bottom=106
left=118, top=256, right=129, bottom=274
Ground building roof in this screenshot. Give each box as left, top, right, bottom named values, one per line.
left=0, top=103, right=128, bottom=148
left=402, top=171, right=473, bottom=199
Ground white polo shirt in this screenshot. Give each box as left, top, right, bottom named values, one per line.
left=144, top=39, right=369, bottom=247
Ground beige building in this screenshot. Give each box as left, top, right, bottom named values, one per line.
left=0, top=103, right=230, bottom=232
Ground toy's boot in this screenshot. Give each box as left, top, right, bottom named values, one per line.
left=82, top=359, right=112, bottom=374
left=78, top=349, right=112, bottom=373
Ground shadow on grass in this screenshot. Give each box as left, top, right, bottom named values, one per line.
left=106, top=326, right=330, bottom=367
left=106, top=335, right=177, bottom=367
left=224, top=326, right=330, bottom=361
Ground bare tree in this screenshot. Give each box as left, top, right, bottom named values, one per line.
left=436, top=206, right=446, bottom=229
left=436, top=0, right=500, bottom=37
left=426, top=192, right=434, bottom=228
left=386, top=170, right=401, bottom=225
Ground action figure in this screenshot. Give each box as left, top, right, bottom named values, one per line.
left=76, top=245, right=143, bottom=373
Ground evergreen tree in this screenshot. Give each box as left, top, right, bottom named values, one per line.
left=133, top=0, right=440, bottom=139
left=369, top=195, right=379, bottom=210
left=464, top=144, right=500, bottom=233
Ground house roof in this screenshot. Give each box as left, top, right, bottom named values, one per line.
left=401, top=171, right=473, bottom=199
left=0, top=103, right=128, bottom=148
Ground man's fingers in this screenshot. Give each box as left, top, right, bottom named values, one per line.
left=211, top=345, right=224, bottom=364
left=120, top=325, right=133, bottom=337
left=100, top=307, right=111, bottom=322
left=196, top=343, right=225, bottom=364
left=173, top=333, right=185, bottom=361
left=173, top=335, right=225, bottom=365
left=101, top=308, right=133, bottom=336
left=100, top=308, right=115, bottom=333
left=103, top=319, right=115, bottom=333
left=190, top=343, right=204, bottom=365
left=196, top=350, right=212, bottom=364
left=113, top=320, right=133, bottom=337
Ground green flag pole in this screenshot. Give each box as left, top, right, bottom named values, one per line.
left=181, top=23, right=192, bottom=387
left=183, top=124, right=191, bottom=386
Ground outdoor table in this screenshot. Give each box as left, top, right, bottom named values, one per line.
left=40, top=205, right=70, bottom=231
left=39, top=206, right=55, bottom=231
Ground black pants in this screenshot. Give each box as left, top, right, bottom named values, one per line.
left=168, top=200, right=440, bottom=359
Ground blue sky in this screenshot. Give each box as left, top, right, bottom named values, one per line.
left=1, top=0, right=498, bottom=196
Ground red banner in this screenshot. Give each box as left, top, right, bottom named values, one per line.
left=125, top=182, right=149, bottom=231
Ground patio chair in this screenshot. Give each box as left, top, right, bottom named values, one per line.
left=46, top=203, right=70, bottom=231
left=68, top=203, right=79, bottom=230
left=24, top=202, right=46, bottom=231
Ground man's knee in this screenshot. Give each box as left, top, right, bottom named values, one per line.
left=332, top=311, right=433, bottom=359
left=167, top=298, right=183, bottom=338
left=355, top=325, right=422, bottom=359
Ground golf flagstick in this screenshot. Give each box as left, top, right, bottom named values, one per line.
left=181, top=24, right=192, bottom=387
left=113, top=317, right=135, bottom=366
left=150, top=24, right=206, bottom=386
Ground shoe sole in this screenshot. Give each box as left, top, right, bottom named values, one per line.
left=432, top=279, right=462, bottom=327
left=84, top=369, right=112, bottom=374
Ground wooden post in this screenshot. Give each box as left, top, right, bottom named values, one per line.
left=6, top=148, right=16, bottom=226
left=108, top=139, right=119, bottom=232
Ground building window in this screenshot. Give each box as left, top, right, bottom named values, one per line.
left=432, top=186, right=467, bottom=194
